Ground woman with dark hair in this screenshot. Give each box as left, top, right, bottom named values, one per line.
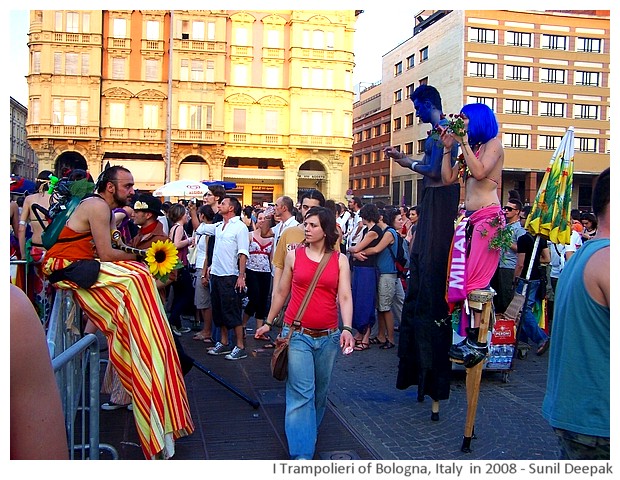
left=168, top=203, right=195, bottom=335
left=356, top=207, right=404, bottom=349
left=580, top=212, right=597, bottom=241
left=255, top=206, right=354, bottom=460
left=348, top=203, right=383, bottom=350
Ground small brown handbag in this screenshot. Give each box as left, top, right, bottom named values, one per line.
left=271, top=250, right=334, bottom=381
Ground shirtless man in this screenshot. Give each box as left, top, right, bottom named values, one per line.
left=440, top=102, right=504, bottom=367
left=17, top=170, right=53, bottom=319
left=43, top=166, right=194, bottom=459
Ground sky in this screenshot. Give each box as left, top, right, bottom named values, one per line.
left=6, top=7, right=418, bottom=106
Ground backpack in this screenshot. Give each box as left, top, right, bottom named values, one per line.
left=387, top=228, right=410, bottom=279
left=33, top=177, right=96, bottom=250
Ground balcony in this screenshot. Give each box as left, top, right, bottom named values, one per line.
left=141, top=39, right=164, bottom=54
left=262, top=47, right=285, bottom=60
left=107, top=37, right=131, bottom=52
left=230, top=45, right=253, bottom=58
left=53, top=32, right=100, bottom=45
left=173, top=129, right=224, bottom=143
left=175, top=39, right=224, bottom=53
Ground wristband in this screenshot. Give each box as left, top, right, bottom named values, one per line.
left=19, top=220, right=26, bottom=226
left=341, top=325, right=353, bottom=333
left=265, top=321, right=273, bottom=328
left=410, top=161, right=419, bottom=171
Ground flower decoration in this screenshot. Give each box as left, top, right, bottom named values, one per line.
left=145, top=240, right=182, bottom=282
left=456, top=153, right=470, bottom=182
left=445, top=113, right=467, bottom=137
left=134, top=200, right=149, bottom=210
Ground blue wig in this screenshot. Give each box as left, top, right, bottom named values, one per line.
left=460, top=103, right=498, bottom=146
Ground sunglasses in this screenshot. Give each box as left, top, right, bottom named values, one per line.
left=503, top=206, right=516, bottom=212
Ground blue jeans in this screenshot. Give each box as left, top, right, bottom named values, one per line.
left=283, top=326, right=341, bottom=459
left=516, top=278, right=548, bottom=346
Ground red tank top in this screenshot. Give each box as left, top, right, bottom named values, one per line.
left=284, top=246, right=340, bottom=330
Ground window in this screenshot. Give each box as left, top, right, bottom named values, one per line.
left=576, top=137, right=597, bottom=153
left=383, top=122, right=390, bottom=134
left=145, top=59, right=159, bottom=81
left=81, top=53, right=89, bottom=76
left=143, top=104, right=159, bottom=129
left=64, top=99, right=77, bottom=125
left=405, top=112, right=414, bottom=127
left=574, top=104, right=599, bottom=120
left=505, top=31, right=532, bottom=47
left=404, top=142, right=414, bottom=155
left=505, top=65, right=531, bottom=81
left=192, top=21, right=205, bottom=41
left=577, top=37, right=602, bottom=53
left=419, top=46, right=428, bottom=62
left=541, top=34, right=566, bottom=50
left=109, top=102, right=125, bottom=128
left=540, top=68, right=566, bottom=84
left=65, top=53, right=78, bottom=75
left=112, top=57, right=125, bottom=80
left=179, top=104, right=213, bottom=130
left=393, top=117, right=402, bottom=131
left=267, top=30, right=280, bottom=48
left=363, top=153, right=370, bottom=165
left=468, top=27, right=496, bottom=44
left=539, top=101, right=565, bottom=117
left=419, top=77, right=428, bottom=86
left=264, top=110, right=278, bottom=135
left=206, top=61, right=215, bottom=82
left=55, top=11, right=63, bottom=31
left=417, top=139, right=425, bottom=154
left=113, top=18, right=127, bottom=38
left=54, top=52, right=62, bottom=75
left=32, top=51, right=41, bottom=74
left=504, top=133, right=529, bottom=148
left=235, top=27, right=249, bottom=46
left=265, top=66, right=281, bottom=88
left=539, top=135, right=562, bottom=150
left=181, top=20, right=190, bottom=40
left=373, top=125, right=381, bottom=136
left=207, top=22, right=216, bottom=41
left=180, top=59, right=189, bottom=81
left=146, top=21, right=159, bottom=41
left=234, top=64, right=249, bottom=86
left=191, top=60, right=204, bottom=81
left=394, top=89, right=402, bottom=104
left=30, top=98, right=40, bottom=124
left=406, top=83, right=415, bottom=99
left=504, top=99, right=530, bottom=115
left=575, top=71, right=600, bottom=87
left=80, top=100, right=88, bottom=126
left=394, top=61, right=402, bottom=76
left=52, top=98, right=61, bottom=124
left=406, top=54, right=414, bottom=69
left=468, top=96, right=496, bottom=110
left=301, top=110, right=332, bottom=136
left=82, top=13, right=90, bottom=33
left=66, top=12, right=79, bottom=33
left=363, top=129, right=371, bottom=140
left=468, top=62, right=495, bottom=78
left=312, top=30, right=324, bottom=49
left=326, top=32, right=335, bottom=50
left=372, top=151, right=381, bottom=162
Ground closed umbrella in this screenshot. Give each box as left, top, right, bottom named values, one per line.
left=523, top=126, right=574, bottom=332
left=152, top=180, right=208, bottom=198
left=525, top=126, right=575, bottom=248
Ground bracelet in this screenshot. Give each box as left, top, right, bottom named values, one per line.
left=341, top=325, right=353, bottom=333
left=443, top=149, right=452, bottom=156
left=265, top=321, right=273, bottom=328
left=410, top=161, right=418, bottom=171
left=19, top=220, right=26, bottom=226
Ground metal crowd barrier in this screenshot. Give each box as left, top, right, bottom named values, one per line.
left=47, top=290, right=118, bottom=460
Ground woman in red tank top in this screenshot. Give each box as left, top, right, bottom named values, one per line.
left=255, top=206, right=355, bottom=459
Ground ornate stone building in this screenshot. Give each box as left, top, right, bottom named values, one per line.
left=26, top=10, right=358, bottom=204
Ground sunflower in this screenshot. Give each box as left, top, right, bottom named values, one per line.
left=145, top=240, right=181, bottom=281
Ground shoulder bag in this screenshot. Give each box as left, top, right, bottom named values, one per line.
left=271, top=249, right=334, bottom=381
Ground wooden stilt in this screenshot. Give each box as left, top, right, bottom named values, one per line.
left=461, top=289, right=493, bottom=453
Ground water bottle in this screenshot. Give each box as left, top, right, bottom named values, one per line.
left=499, top=345, right=507, bottom=367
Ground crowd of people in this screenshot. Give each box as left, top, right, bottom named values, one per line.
left=9, top=83, right=608, bottom=461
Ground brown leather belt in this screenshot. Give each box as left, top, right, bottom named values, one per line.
left=285, top=325, right=339, bottom=338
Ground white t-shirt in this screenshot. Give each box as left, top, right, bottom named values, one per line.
left=565, top=230, right=583, bottom=256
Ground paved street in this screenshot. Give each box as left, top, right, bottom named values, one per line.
left=98, top=317, right=560, bottom=461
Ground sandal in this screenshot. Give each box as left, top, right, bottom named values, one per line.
left=203, top=336, right=216, bottom=345
left=193, top=332, right=210, bottom=341
left=369, top=337, right=384, bottom=345
left=380, top=340, right=395, bottom=350
left=263, top=341, right=276, bottom=349
left=353, top=341, right=370, bottom=351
